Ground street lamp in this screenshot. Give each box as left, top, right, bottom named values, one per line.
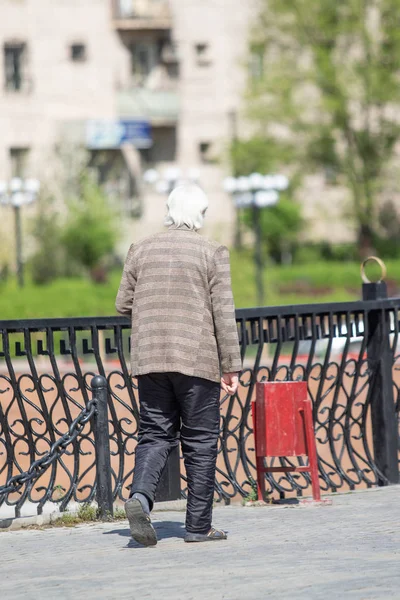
left=0, top=177, right=40, bottom=287
left=143, top=166, right=201, bottom=195
left=223, top=173, right=289, bottom=307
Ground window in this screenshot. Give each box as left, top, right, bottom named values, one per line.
left=118, top=0, right=135, bottom=19
left=130, top=42, right=158, bottom=82
left=161, top=40, right=178, bottom=65
left=199, top=142, right=213, bottom=164
left=196, top=43, right=208, bottom=57
left=89, top=149, right=143, bottom=219
left=4, top=43, right=27, bottom=91
left=160, top=39, right=179, bottom=79
left=10, top=148, right=29, bottom=178
left=148, top=127, right=177, bottom=163
left=70, top=43, right=87, bottom=62
left=195, top=43, right=211, bottom=66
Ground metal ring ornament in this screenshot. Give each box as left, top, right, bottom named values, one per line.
left=360, top=256, right=387, bottom=284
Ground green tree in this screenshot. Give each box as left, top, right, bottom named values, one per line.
left=241, top=194, right=304, bottom=264
left=62, top=176, right=118, bottom=282
left=374, top=199, right=400, bottom=258
left=230, top=136, right=295, bottom=177
left=247, top=0, right=400, bottom=251
left=230, top=137, right=303, bottom=262
left=29, top=193, right=66, bottom=285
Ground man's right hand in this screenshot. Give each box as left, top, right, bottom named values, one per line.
left=221, top=373, right=239, bottom=396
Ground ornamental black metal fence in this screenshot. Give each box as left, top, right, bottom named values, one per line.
left=0, top=281, right=399, bottom=518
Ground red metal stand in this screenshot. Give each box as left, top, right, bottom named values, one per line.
left=252, top=382, right=323, bottom=503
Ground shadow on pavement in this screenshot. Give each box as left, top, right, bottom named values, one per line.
left=103, top=520, right=186, bottom=548
left=272, top=498, right=299, bottom=506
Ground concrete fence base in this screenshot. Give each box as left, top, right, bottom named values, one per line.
left=0, top=499, right=187, bottom=532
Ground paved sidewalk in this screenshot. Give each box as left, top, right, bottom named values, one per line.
left=1, top=486, right=399, bottom=600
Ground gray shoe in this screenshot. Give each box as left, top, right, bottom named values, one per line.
left=184, top=527, right=227, bottom=543
left=125, top=496, right=157, bottom=547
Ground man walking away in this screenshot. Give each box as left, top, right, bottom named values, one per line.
left=116, top=183, right=242, bottom=546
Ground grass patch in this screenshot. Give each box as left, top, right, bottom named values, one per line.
left=52, top=513, right=85, bottom=528
left=0, top=273, right=122, bottom=319
left=230, top=251, right=400, bottom=307
left=50, top=503, right=127, bottom=528
left=242, top=478, right=269, bottom=505
left=113, top=507, right=127, bottom=520
left=0, top=256, right=398, bottom=320
left=242, top=477, right=277, bottom=505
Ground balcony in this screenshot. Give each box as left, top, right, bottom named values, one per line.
left=117, top=86, right=179, bottom=125
left=112, top=0, right=172, bottom=30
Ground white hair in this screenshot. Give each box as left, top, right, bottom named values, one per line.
left=164, top=183, right=209, bottom=230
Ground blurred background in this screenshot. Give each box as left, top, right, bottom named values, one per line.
left=1, top=0, right=400, bottom=318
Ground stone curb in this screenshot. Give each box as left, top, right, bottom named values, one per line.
left=0, top=511, right=65, bottom=532
left=0, top=499, right=187, bottom=532
left=2, top=486, right=397, bottom=532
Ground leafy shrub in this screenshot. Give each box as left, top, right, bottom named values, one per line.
left=293, top=242, right=358, bottom=264
left=373, top=200, right=400, bottom=259
left=322, top=243, right=358, bottom=262
left=0, top=263, right=10, bottom=284
left=61, top=176, right=118, bottom=282
left=242, top=196, right=304, bottom=264
left=293, top=244, right=324, bottom=265
left=29, top=194, right=66, bottom=285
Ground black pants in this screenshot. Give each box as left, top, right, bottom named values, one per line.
left=131, top=372, right=220, bottom=534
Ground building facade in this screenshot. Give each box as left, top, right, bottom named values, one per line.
left=0, top=0, right=258, bottom=267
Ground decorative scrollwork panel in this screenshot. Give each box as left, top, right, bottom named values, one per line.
left=1, top=303, right=399, bottom=515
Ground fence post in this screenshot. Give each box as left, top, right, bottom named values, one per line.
left=92, top=375, right=114, bottom=517
left=363, top=280, right=399, bottom=485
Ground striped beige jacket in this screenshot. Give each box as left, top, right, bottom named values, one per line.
left=115, top=225, right=242, bottom=383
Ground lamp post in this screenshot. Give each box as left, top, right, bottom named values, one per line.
left=0, top=177, right=40, bottom=287
left=223, top=173, right=289, bottom=307
left=143, top=166, right=201, bottom=195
